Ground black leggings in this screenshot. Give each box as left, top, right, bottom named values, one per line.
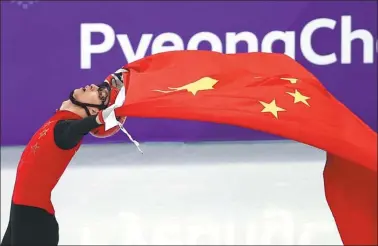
left=1, top=203, right=59, bottom=246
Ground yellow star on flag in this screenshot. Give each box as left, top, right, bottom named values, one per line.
left=259, top=99, right=286, bottom=119
left=281, top=77, right=298, bottom=84
left=287, top=89, right=310, bottom=106
left=153, top=77, right=219, bottom=96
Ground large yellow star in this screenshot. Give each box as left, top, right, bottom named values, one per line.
left=281, top=77, right=298, bottom=84
left=153, top=77, right=219, bottom=96
left=259, top=99, right=286, bottom=119
left=286, top=89, right=310, bottom=106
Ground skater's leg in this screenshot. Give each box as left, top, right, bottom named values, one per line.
left=0, top=222, right=12, bottom=246
left=9, top=203, right=59, bottom=245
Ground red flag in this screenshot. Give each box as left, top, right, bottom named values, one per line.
left=116, top=50, right=377, bottom=245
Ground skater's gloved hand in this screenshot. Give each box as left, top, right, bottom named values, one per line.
left=95, top=67, right=126, bottom=128
left=96, top=105, right=117, bottom=125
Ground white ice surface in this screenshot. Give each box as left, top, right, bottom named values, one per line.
left=1, top=141, right=343, bottom=245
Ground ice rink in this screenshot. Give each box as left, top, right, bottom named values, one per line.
left=1, top=140, right=343, bottom=245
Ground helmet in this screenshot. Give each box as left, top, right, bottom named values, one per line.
left=90, top=69, right=128, bottom=138
left=69, top=68, right=128, bottom=138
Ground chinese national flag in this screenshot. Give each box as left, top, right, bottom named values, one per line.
left=116, top=50, right=377, bottom=245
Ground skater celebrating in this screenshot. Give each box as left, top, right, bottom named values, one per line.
left=1, top=69, right=127, bottom=245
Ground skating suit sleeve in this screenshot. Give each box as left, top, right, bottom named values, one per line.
left=54, top=115, right=101, bottom=150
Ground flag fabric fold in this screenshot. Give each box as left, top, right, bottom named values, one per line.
left=115, top=50, right=377, bottom=245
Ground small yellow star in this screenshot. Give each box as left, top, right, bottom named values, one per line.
left=286, top=89, right=310, bottom=106
left=281, top=77, right=298, bottom=84
left=259, top=99, right=286, bottom=119
left=39, top=128, right=49, bottom=139
left=31, top=143, right=39, bottom=154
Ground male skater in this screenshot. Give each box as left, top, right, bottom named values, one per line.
left=1, top=68, right=127, bottom=245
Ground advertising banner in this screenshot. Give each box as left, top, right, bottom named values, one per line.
left=1, top=1, right=376, bottom=145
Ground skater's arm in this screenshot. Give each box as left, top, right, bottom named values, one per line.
left=54, top=116, right=102, bottom=150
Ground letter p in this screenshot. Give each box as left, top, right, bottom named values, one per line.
left=80, top=23, right=115, bottom=69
